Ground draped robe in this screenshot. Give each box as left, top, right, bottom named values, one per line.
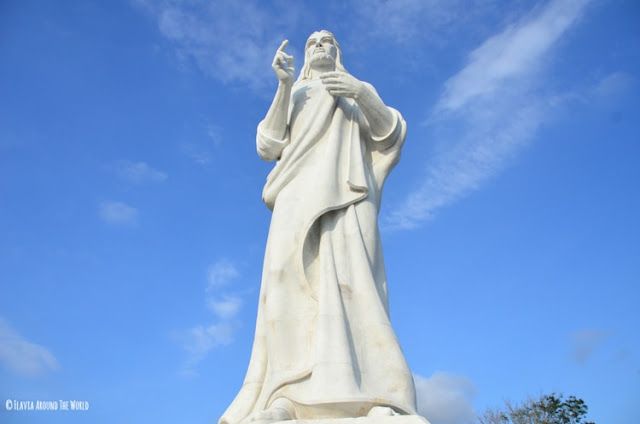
left=219, top=78, right=415, bottom=424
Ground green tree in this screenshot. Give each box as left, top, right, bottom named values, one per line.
left=479, top=393, right=595, bottom=424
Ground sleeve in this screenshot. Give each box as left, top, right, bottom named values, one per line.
left=369, top=107, right=404, bottom=151
left=368, top=107, right=407, bottom=190
left=256, top=120, right=290, bottom=161
left=358, top=82, right=404, bottom=151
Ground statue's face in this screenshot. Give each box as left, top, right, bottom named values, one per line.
left=306, top=31, right=338, bottom=69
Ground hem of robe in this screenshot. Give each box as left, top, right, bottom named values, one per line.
left=222, top=93, right=411, bottom=424
left=267, top=397, right=417, bottom=420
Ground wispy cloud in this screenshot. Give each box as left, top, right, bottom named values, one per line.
left=205, top=123, right=223, bottom=146
left=206, top=295, right=242, bottom=320
left=0, top=318, right=59, bottom=377
left=178, top=258, right=243, bottom=375
left=180, top=121, right=223, bottom=166
left=591, top=71, right=635, bottom=100
left=181, top=142, right=213, bottom=166
left=178, top=322, right=235, bottom=376
left=99, top=201, right=139, bottom=226
left=351, top=0, right=493, bottom=45
left=570, top=329, right=609, bottom=364
left=386, top=0, right=592, bottom=229
left=414, top=372, right=476, bottom=424
left=207, top=258, right=240, bottom=290
left=134, top=0, right=303, bottom=92
left=436, top=0, right=589, bottom=113
left=114, top=160, right=167, bottom=184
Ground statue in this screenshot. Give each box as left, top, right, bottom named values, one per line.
left=220, top=30, right=424, bottom=424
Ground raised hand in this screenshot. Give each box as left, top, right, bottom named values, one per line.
left=272, top=40, right=295, bottom=84
left=319, top=71, right=365, bottom=99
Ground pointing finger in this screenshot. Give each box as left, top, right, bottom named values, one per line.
left=278, top=39, right=289, bottom=52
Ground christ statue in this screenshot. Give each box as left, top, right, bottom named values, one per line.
left=220, top=30, right=419, bottom=424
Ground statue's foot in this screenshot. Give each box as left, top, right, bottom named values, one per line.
left=249, top=398, right=295, bottom=423
left=368, top=406, right=399, bottom=417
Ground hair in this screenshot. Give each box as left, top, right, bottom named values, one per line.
left=296, top=30, right=348, bottom=82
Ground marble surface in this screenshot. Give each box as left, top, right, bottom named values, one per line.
left=219, top=30, right=424, bottom=424
left=282, top=416, right=431, bottom=424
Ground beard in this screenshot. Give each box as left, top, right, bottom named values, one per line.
left=309, top=52, right=335, bottom=68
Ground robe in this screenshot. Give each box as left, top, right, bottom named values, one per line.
left=219, top=78, right=415, bottom=424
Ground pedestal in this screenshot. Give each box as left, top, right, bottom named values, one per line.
left=279, top=415, right=430, bottom=424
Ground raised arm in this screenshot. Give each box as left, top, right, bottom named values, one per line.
left=260, top=40, right=294, bottom=142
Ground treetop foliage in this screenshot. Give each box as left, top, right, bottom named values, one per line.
left=479, top=393, right=595, bottom=424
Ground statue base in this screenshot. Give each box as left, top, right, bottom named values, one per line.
left=277, top=416, right=430, bottom=424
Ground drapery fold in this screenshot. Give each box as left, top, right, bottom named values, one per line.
left=220, top=79, right=412, bottom=424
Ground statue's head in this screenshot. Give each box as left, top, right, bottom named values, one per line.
left=297, top=30, right=348, bottom=82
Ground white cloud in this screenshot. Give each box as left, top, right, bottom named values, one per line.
left=0, top=318, right=60, bottom=377
left=206, top=123, right=223, bottom=146
left=99, top=201, right=139, bottom=226
left=415, top=372, right=476, bottom=424
left=180, top=122, right=223, bottom=166
left=186, top=323, right=235, bottom=353
left=592, top=71, right=635, bottom=99
left=207, top=258, right=240, bottom=289
left=386, top=0, right=592, bottom=229
left=351, top=0, right=492, bottom=45
left=570, top=329, right=609, bottom=364
left=177, top=259, right=244, bottom=375
left=134, top=0, right=303, bottom=92
left=437, top=0, right=589, bottom=113
left=178, top=322, right=235, bottom=376
left=181, top=142, right=212, bottom=165
left=114, top=160, right=167, bottom=184
left=206, top=295, right=242, bottom=320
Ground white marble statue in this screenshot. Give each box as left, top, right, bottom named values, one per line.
left=220, top=30, right=421, bottom=424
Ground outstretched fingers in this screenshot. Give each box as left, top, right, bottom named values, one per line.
left=323, top=83, right=345, bottom=91
left=320, top=74, right=346, bottom=87
left=320, top=71, right=343, bottom=78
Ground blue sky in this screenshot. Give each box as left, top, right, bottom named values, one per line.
left=0, top=0, right=638, bottom=423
